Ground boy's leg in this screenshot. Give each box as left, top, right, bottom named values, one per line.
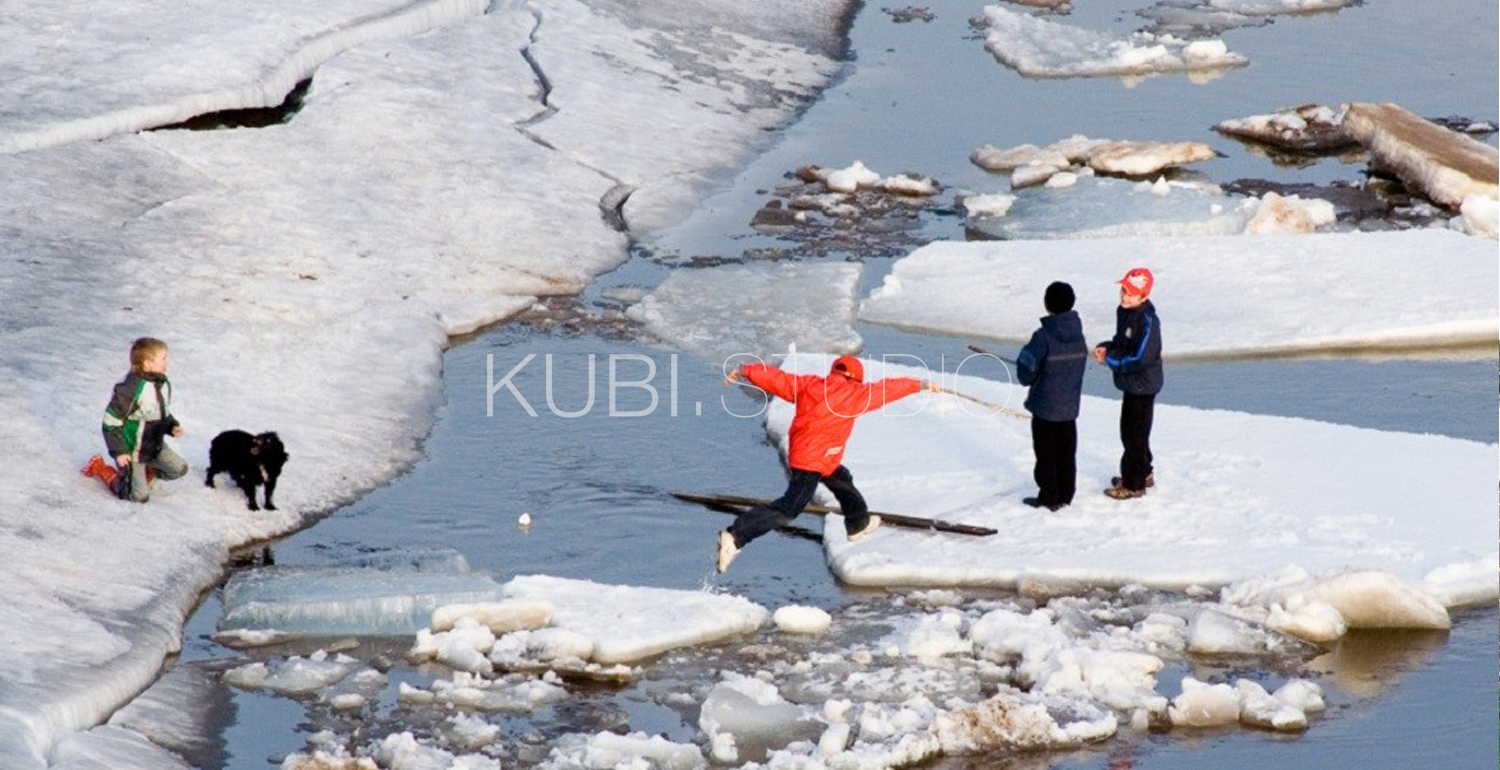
left=121, top=460, right=151, bottom=502
left=820, top=465, right=870, bottom=535
left=1058, top=419, right=1078, bottom=505
left=1032, top=418, right=1064, bottom=507
left=1118, top=393, right=1155, bottom=491
left=727, top=471, right=821, bottom=547
left=149, top=445, right=189, bottom=481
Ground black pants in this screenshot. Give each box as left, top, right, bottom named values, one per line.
left=1031, top=417, right=1077, bottom=508
left=728, top=465, right=869, bottom=547
left=1119, top=393, right=1156, bottom=491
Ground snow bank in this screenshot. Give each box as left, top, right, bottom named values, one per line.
left=979, top=6, right=1246, bottom=79
left=0, top=0, right=852, bottom=764
left=860, top=231, right=1497, bottom=357
left=759, top=355, right=1496, bottom=609
left=627, top=262, right=863, bottom=361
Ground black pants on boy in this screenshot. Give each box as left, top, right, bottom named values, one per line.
left=1031, top=417, right=1077, bottom=508
left=728, top=465, right=869, bottom=547
left=1119, top=393, right=1156, bottom=491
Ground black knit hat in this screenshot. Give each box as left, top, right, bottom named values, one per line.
left=1044, top=281, right=1075, bottom=315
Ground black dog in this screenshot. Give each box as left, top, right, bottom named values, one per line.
left=205, top=430, right=287, bottom=511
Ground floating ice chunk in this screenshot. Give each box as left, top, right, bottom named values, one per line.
left=1215, top=104, right=1352, bottom=152
left=960, top=192, right=1017, bottom=219
left=821, top=160, right=883, bottom=192
left=224, top=651, right=366, bottom=696
left=627, top=262, right=863, bottom=361
left=700, top=675, right=823, bottom=763
left=966, top=174, right=1249, bottom=240
left=1265, top=595, right=1347, bottom=643
left=1045, top=135, right=1110, bottom=162
left=422, top=672, right=567, bottom=712
left=1133, top=612, right=1188, bottom=653
left=1168, top=678, right=1240, bottom=727
left=1045, top=171, right=1079, bottom=188
left=774, top=605, right=833, bottom=634
left=541, top=731, right=704, bottom=770
left=1186, top=609, right=1276, bottom=654
left=431, top=601, right=553, bottom=635
left=859, top=231, right=1498, bottom=357
left=1243, top=191, right=1337, bottom=234
left=971, top=143, right=1069, bottom=172
left=329, top=693, right=366, bottom=711
left=934, top=688, right=1115, bottom=752
left=1459, top=194, right=1499, bottom=239
left=1235, top=680, right=1307, bottom=732
left=1342, top=102, right=1500, bottom=209
left=377, top=731, right=501, bottom=770
left=500, top=575, right=769, bottom=663
left=879, top=173, right=939, bottom=196
left=1273, top=678, right=1326, bottom=713
left=1207, top=0, right=1357, bottom=14
left=220, top=563, right=507, bottom=637
left=1423, top=554, right=1500, bottom=607
left=1137, top=2, right=1270, bottom=35
left=818, top=722, right=852, bottom=755
left=879, top=611, right=971, bottom=660
left=1013, top=163, right=1064, bottom=189
left=1304, top=571, right=1451, bottom=630
left=1085, top=140, right=1216, bottom=176
left=979, top=6, right=1246, bottom=79
left=283, top=746, right=379, bottom=770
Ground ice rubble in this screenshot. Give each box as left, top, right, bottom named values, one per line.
left=756, top=355, right=1496, bottom=614
left=0, top=0, right=853, bottom=762
left=861, top=231, right=1497, bottom=356
left=978, top=5, right=1246, bottom=79
left=627, top=262, right=864, bottom=362
left=972, top=137, right=1216, bottom=182
left=1215, top=104, right=1354, bottom=152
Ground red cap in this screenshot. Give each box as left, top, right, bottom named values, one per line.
left=831, top=355, right=864, bottom=382
left=1118, top=267, right=1153, bottom=297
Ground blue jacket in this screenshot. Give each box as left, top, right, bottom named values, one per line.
left=1016, top=310, right=1087, bottom=422
left=1099, top=300, right=1163, bottom=396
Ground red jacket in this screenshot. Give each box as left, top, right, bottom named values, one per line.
left=743, top=359, right=923, bottom=476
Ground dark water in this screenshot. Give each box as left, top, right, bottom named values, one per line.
left=167, top=0, right=1498, bottom=766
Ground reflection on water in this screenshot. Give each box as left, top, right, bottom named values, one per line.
left=1308, top=627, right=1451, bottom=700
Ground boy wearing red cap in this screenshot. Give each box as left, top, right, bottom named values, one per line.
left=1092, top=268, right=1163, bottom=500
left=717, top=355, right=935, bottom=572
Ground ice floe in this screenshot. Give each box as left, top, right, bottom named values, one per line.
left=1215, top=104, right=1354, bottom=152
left=627, top=262, right=863, bottom=361
left=1342, top=101, right=1500, bottom=209
left=860, top=231, right=1497, bottom=356
left=978, top=6, right=1246, bottom=80
left=756, top=355, right=1496, bottom=612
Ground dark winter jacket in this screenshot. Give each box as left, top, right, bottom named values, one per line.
left=1099, top=300, right=1163, bottom=396
left=1016, top=310, right=1088, bottom=422
left=102, top=372, right=179, bottom=461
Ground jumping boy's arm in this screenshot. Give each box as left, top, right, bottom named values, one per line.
left=739, top=363, right=814, bottom=403
left=856, top=376, right=924, bottom=414
left=101, top=378, right=139, bottom=460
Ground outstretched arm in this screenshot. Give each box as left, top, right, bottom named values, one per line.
left=736, top=363, right=813, bottom=403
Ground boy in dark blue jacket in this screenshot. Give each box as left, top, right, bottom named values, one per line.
left=1016, top=282, right=1088, bottom=511
left=1093, top=268, right=1163, bottom=500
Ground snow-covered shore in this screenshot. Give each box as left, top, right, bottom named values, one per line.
left=0, top=0, right=849, bottom=765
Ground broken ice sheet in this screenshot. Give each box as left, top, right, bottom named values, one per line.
left=978, top=5, right=1247, bottom=80
left=966, top=174, right=1252, bottom=240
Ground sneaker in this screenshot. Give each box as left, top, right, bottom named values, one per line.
left=1022, top=497, right=1043, bottom=509
left=846, top=515, right=882, bottom=542
left=1110, top=473, right=1154, bottom=489
left=716, top=530, right=739, bottom=573
left=1104, top=485, right=1146, bottom=500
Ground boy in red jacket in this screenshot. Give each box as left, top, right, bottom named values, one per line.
left=718, top=355, right=934, bottom=572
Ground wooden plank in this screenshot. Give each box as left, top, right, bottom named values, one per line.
left=671, top=491, right=996, bottom=537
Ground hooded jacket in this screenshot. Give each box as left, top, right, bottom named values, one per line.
left=1016, top=310, right=1088, bottom=421
left=1099, top=300, right=1163, bottom=396
left=742, top=358, right=922, bottom=476
left=102, top=371, right=179, bottom=461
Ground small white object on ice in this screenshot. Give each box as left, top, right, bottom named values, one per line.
left=519, top=512, right=532, bottom=527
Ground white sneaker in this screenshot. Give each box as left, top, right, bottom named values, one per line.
left=716, top=530, right=739, bottom=573
left=846, top=515, right=882, bottom=542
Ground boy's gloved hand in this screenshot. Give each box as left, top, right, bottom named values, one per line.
left=115, top=454, right=131, bottom=467
left=723, top=367, right=743, bottom=386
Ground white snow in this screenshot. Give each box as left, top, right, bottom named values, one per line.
left=757, top=355, right=1497, bottom=611
left=627, top=262, right=863, bottom=361
left=821, top=160, right=885, bottom=192
left=1085, top=140, right=1217, bottom=176
left=1459, top=194, right=1500, bottom=239
left=699, top=673, right=823, bottom=762
left=0, top=0, right=849, bottom=763
left=860, top=231, right=1498, bottom=357
left=500, top=575, right=769, bottom=663
left=540, top=731, right=705, bottom=770
left=979, top=6, right=1247, bottom=79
